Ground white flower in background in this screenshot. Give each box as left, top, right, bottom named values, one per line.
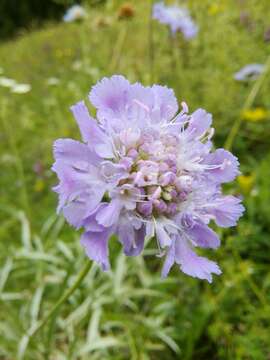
left=0, top=76, right=31, bottom=93
left=234, top=64, right=265, bottom=81
left=11, top=83, right=31, bottom=94
left=63, top=5, right=87, bottom=22
left=47, top=77, right=60, bottom=86
left=0, top=77, right=16, bottom=88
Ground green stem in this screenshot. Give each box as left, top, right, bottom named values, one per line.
left=171, top=34, right=182, bottom=78
left=27, top=260, right=92, bottom=339
left=110, top=23, right=128, bottom=73
left=44, top=267, right=73, bottom=360
left=148, top=0, right=155, bottom=83
left=224, top=54, right=270, bottom=151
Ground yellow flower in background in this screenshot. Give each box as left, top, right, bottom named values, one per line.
left=241, top=108, right=268, bottom=122
left=208, top=3, right=225, bottom=16
left=34, top=179, right=45, bottom=193
left=237, top=174, right=255, bottom=195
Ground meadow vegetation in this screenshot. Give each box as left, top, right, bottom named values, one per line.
left=1, top=0, right=270, bottom=359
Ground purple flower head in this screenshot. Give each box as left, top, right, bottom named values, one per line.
left=234, top=64, right=265, bottom=81
left=152, top=2, right=198, bottom=38
left=52, top=75, right=244, bottom=282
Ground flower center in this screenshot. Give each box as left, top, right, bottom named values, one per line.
left=116, top=129, right=192, bottom=218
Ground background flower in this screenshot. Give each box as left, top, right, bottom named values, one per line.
left=152, top=2, right=198, bottom=38
left=234, top=64, right=265, bottom=81
left=63, top=5, right=87, bottom=23
left=241, top=108, right=268, bottom=122
left=118, top=3, right=135, bottom=20
left=0, top=76, right=16, bottom=87
left=10, top=83, right=31, bottom=94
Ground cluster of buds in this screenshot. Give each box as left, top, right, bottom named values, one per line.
left=114, top=129, right=193, bottom=217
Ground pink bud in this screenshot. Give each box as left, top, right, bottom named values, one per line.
left=159, top=172, right=176, bottom=186
left=167, top=203, right=178, bottom=215
left=153, top=199, right=167, bottom=213
left=127, top=148, right=139, bottom=159
left=137, top=201, right=153, bottom=216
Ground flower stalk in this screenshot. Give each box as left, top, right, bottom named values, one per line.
left=110, top=23, right=128, bottom=72
left=27, top=260, right=92, bottom=339
left=149, top=0, right=155, bottom=83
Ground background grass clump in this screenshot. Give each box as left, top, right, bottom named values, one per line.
left=1, top=0, right=270, bottom=359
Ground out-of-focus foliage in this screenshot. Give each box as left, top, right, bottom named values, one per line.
left=0, top=0, right=270, bottom=359
left=0, top=0, right=66, bottom=39
left=0, top=0, right=105, bottom=40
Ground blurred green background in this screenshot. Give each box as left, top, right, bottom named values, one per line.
left=1, top=0, right=270, bottom=359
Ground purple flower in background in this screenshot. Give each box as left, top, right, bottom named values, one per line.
left=63, top=5, right=87, bottom=23
left=152, top=2, right=198, bottom=38
left=52, top=75, right=244, bottom=282
left=234, top=64, right=265, bottom=81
